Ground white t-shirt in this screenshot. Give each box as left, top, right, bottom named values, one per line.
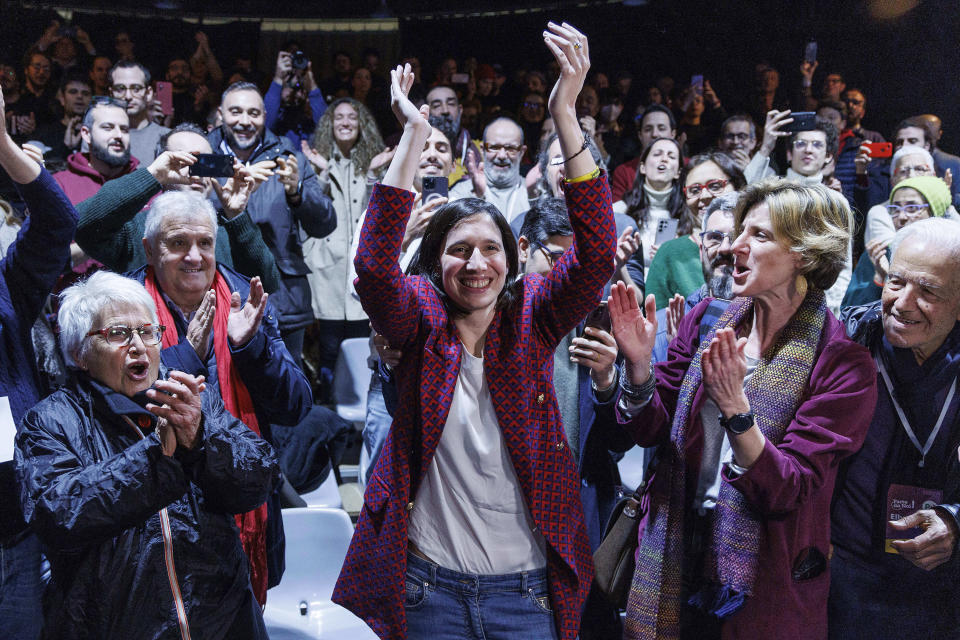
left=407, top=346, right=546, bottom=574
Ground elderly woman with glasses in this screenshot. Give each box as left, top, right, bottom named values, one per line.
left=645, top=151, right=746, bottom=310
left=15, top=271, right=279, bottom=640
left=609, top=179, right=877, bottom=639
left=843, top=175, right=953, bottom=308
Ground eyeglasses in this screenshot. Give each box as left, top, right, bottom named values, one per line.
left=483, top=143, right=523, bottom=156
left=886, top=203, right=930, bottom=218
left=894, top=164, right=933, bottom=178
left=684, top=179, right=729, bottom=198
left=534, top=244, right=566, bottom=266
left=699, top=230, right=736, bottom=249
left=522, top=101, right=545, bottom=109
left=792, top=139, right=826, bottom=151
left=722, top=132, right=752, bottom=142
left=111, top=84, right=146, bottom=97
left=85, top=324, right=166, bottom=346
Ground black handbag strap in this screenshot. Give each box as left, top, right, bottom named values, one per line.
left=629, top=446, right=660, bottom=501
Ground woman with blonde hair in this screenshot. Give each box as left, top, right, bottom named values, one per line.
left=301, top=97, right=393, bottom=399
left=609, top=179, right=878, bottom=639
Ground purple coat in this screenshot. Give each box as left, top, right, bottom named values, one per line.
left=621, top=299, right=877, bottom=639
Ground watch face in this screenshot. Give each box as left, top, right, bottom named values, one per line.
left=722, top=412, right=754, bottom=434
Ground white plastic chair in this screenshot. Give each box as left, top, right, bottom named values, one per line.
left=298, top=469, right=343, bottom=508
left=332, top=338, right=371, bottom=427
left=264, top=507, right=376, bottom=639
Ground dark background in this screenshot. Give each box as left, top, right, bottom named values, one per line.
left=2, top=0, right=958, bottom=151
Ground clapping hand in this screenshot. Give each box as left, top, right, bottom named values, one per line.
left=146, top=371, right=207, bottom=454
left=608, top=282, right=657, bottom=384
left=701, top=328, right=750, bottom=417
left=615, top=226, right=641, bottom=272
left=227, top=276, right=268, bottom=347
left=213, top=158, right=257, bottom=218
left=665, top=294, right=686, bottom=344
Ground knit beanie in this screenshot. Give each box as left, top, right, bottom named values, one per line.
left=890, top=176, right=951, bottom=217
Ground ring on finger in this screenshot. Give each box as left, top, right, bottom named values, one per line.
left=573, top=41, right=582, bottom=49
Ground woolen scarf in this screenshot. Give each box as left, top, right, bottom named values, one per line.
left=625, top=289, right=826, bottom=639
left=145, top=267, right=269, bottom=605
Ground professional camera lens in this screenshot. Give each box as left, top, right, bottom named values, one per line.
left=292, top=51, right=309, bottom=71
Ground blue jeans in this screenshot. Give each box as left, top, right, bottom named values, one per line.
left=404, top=552, right=559, bottom=640
left=0, top=532, right=43, bottom=640
left=359, top=371, right=391, bottom=490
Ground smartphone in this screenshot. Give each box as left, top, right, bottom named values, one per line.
left=154, top=81, right=174, bottom=116
left=583, top=301, right=611, bottom=334
left=864, top=141, right=893, bottom=159
left=189, top=153, right=234, bottom=177
left=804, top=41, right=818, bottom=65
left=783, top=111, right=817, bottom=133
left=421, top=176, right=448, bottom=204
left=451, top=73, right=470, bottom=85
left=655, top=217, right=679, bottom=247
left=691, top=75, right=704, bottom=96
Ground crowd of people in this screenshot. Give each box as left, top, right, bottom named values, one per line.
left=1, top=13, right=959, bottom=640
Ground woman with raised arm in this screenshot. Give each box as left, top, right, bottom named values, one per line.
left=609, top=180, right=877, bottom=639
left=332, top=22, right=615, bottom=640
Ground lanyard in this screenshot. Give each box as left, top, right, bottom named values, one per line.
left=876, top=355, right=957, bottom=468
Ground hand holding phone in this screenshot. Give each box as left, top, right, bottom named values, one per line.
left=189, top=154, right=234, bottom=177
left=863, top=141, right=893, bottom=159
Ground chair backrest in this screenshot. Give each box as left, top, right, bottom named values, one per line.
left=333, top=337, right=371, bottom=423
left=267, top=507, right=354, bottom=604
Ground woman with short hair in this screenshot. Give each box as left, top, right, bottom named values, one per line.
left=16, top=271, right=279, bottom=639
left=609, top=179, right=878, bottom=639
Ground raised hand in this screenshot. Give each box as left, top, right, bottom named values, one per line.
left=146, top=371, right=207, bottom=452
left=275, top=154, right=300, bottom=197
left=300, top=140, right=328, bottom=175
left=465, top=151, right=486, bottom=197
left=213, top=159, right=256, bottom=219
left=608, top=282, right=657, bottom=383
left=760, top=109, right=794, bottom=156
left=390, top=63, right=429, bottom=128
left=866, top=238, right=891, bottom=282
left=185, top=289, right=215, bottom=357
left=543, top=22, right=590, bottom=123
left=21, top=143, right=44, bottom=166
left=701, top=327, right=750, bottom=417
left=855, top=142, right=872, bottom=176
left=368, top=146, right=396, bottom=176
left=227, top=276, right=268, bottom=347
left=147, top=150, right=199, bottom=186
left=615, top=226, right=641, bottom=271
left=665, top=294, right=686, bottom=343
left=403, top=192, right=446, bottom=251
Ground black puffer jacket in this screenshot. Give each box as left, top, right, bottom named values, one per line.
left=15, top=373, right=281, bottom=639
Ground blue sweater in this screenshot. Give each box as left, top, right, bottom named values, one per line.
left=1, top=168, right=77, bottom=538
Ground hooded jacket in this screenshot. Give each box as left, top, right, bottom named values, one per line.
left=15, top=373, right=280, bottom=639
left=52, top=151, right=139, bottom=206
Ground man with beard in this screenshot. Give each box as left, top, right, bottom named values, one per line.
left=110, top=61, right=170, bottom=164
left=448, top=116, right=530, bottom=223
left=53, top=96, right=137, bottom=205
left=425, top=84, right=480, bottom=185
left=32, top=71, right=92, bottom=166
left=166, top=56, right=203, bottom=126
left=209, top=81, right=335, bottom=363
left=652, top=191, right=737, bottom=363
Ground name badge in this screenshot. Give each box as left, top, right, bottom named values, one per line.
left=884, top=483, right=943, bottom=553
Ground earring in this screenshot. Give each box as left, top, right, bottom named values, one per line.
left=795, top=273, right=808, bottom=299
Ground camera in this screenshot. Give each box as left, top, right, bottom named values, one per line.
left=291, top=51, right=309, bottom=71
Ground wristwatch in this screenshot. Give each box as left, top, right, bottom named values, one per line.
left=719, top=412, right=754, bottom=435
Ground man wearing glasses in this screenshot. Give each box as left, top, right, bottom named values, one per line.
left=110, top=60, right=170, bottom=164
left=717, top=114, right=763, bottom=173
left=449, top=116, right=530, bottom=224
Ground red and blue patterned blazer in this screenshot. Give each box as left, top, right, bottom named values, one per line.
left=333, top=175, right=616, bottom=639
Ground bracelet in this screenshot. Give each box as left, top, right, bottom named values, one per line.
left=566, top=167, right=601, bottom=184
left=725, top=460, right=751, bottom=476
left=620, top=362, right=656, bottom=401
left=562, top=138, right=589, bottom=164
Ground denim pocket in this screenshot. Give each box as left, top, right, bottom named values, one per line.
left=527, top=587, right=552, bottom=614
left=404, top=578, right=429, bottom=609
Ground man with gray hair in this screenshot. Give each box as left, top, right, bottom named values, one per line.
left=449, top=115, right=530, bottom=223
left=130, top=188, right=313, bottom=604
left=833, top=217, right=960, bottom=637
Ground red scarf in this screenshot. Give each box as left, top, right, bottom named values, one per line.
left=145, top=267, right=269, bottom=605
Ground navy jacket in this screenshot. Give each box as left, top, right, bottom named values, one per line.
left=208, top=126, right=337, bottom=332
left=0, top=169, right=76, bottom=540
left=128, top=263, right=313, bottom=432
left=16, top=374, right=278, bottom=639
